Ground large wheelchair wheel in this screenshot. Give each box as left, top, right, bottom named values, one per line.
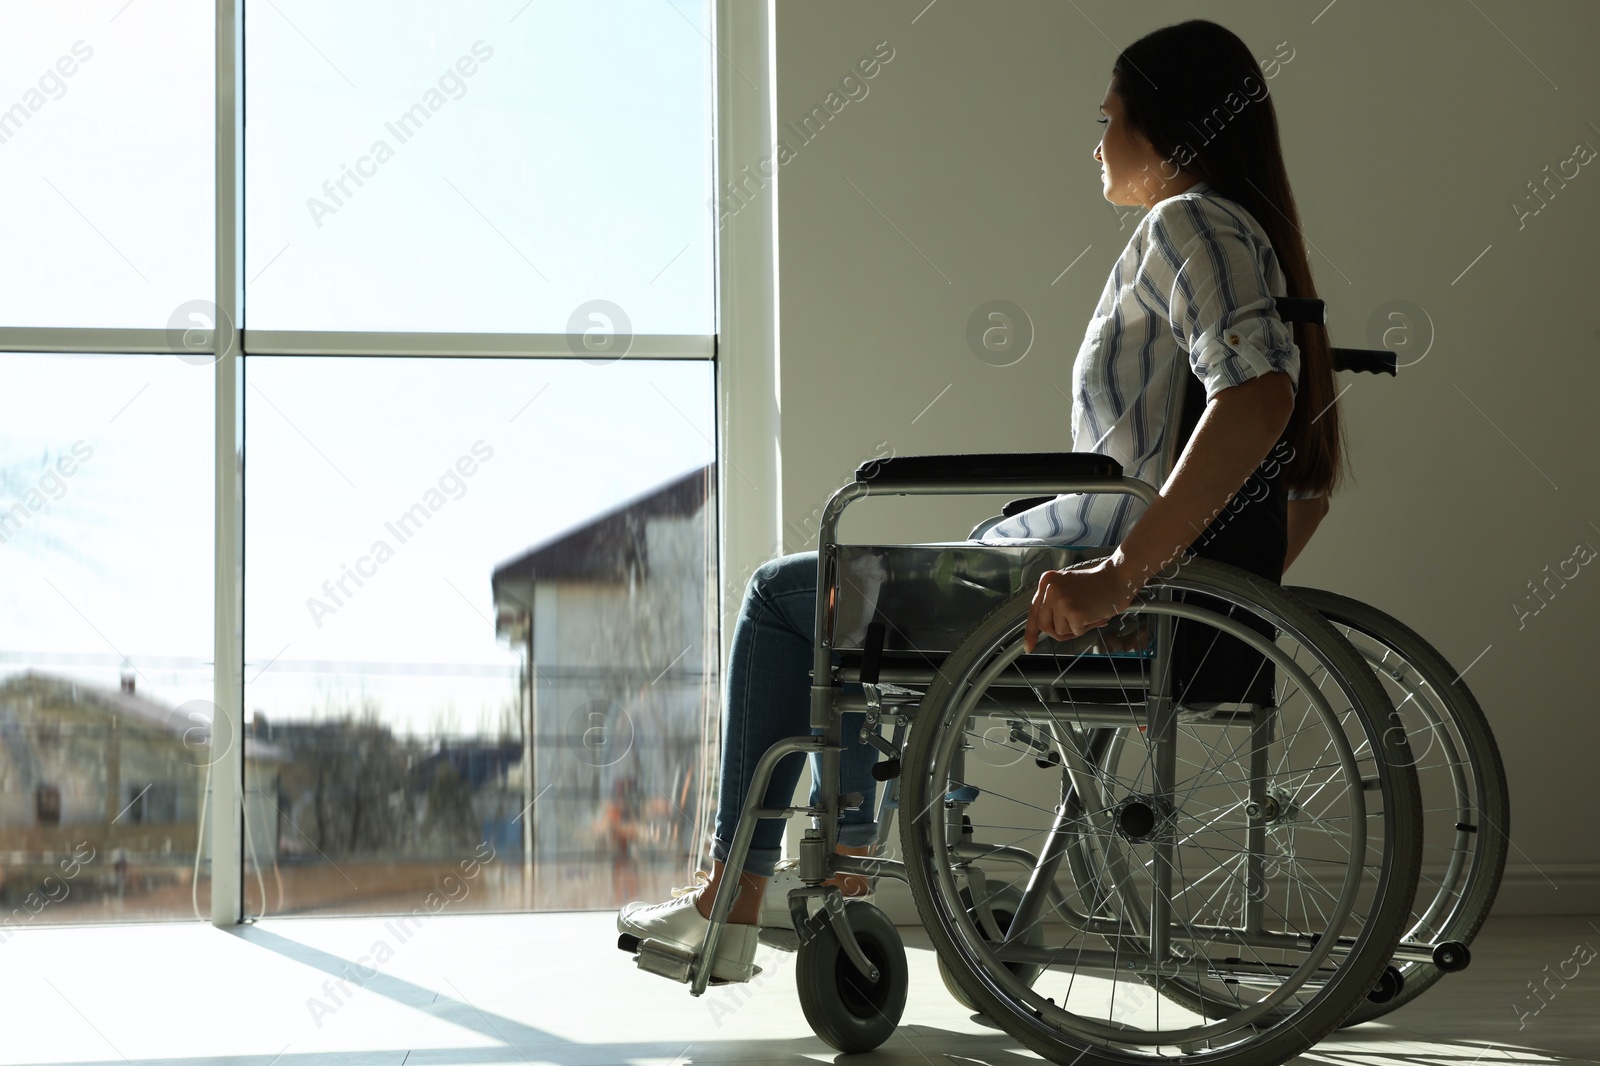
left=898, top=556, right=1422, bottom=1065
left=1290, top=587, right=1509, bottom=1025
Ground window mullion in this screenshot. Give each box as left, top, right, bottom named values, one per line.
left=210, top=0, right=244, bottom=929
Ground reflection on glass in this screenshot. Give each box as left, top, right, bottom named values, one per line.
left=0, top=354, right=215, bottom=924
left=244, top=0, right=713, bottom=334
left=494, top=464, right=717, bottom=913
left=243, top=356, right=716, bottom=916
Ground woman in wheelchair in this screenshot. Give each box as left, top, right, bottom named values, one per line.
left=617, top=18, right=1344, bottom=984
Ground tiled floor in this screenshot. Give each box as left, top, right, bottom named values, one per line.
left=0, top=911, right=1594, bottom=1065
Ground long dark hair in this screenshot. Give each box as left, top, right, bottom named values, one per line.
left=1114, top=20, right=1345, bottom=498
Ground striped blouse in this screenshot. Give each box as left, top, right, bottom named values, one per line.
left=980, top=180, right=1302, bottom=548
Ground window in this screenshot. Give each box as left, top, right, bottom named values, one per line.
left=0, top=353, right=214, bottom=919
left=244, top=0, right=713, bottom=335
left=243, top=357, right=715, bottom=914
left=0, top=0, right=719, bottom=924
left=0, top=0, right=214, bottom=327
left=35, top=785, right=61, bottom=827
left=125, top=783, right=180, bottom=825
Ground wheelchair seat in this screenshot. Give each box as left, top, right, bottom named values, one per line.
left=830, top=543, right=1112, bottom=654
left=830, top=540, right=1279, bottom=707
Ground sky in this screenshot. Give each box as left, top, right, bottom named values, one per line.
left=0, top=0, right=717, bottom=739
left=0, top=0, right=713, bottom=334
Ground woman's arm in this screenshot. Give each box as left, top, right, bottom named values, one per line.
left=1024, top=370, right=1295, bottom=652
left=1284, top=496, right=1329, bottom=572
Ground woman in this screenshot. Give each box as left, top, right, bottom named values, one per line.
left=617, top=18, right=1346, bottom=983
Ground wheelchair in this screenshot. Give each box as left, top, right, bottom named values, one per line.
left=618, top=298, right=1504, bottom=1064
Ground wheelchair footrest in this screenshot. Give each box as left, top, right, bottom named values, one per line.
left=757, top=925, right=800, bottom=953
left=622, top=933, right=694, bottom=984
left=618, top=933, right=764, bottom=986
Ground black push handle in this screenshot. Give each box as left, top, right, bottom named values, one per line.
left=1273, top=297, right=1326, bottom=326
left=1270, top=297, right=1397, bottom=375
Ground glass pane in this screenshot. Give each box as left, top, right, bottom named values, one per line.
left=0, top=353, right=215, bottom=923
left=243, top=356, right=716, bottom=916
left=0, top=2, right=214, bottom=328
left=244, top=0, right=714, bottom=335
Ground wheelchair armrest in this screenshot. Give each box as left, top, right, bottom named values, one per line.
left=855, top=452, right=1124, bottom=486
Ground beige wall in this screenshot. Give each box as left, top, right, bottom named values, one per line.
left=771, top=0, right=1600, bottom=914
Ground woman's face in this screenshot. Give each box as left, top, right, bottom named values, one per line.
left=1095, top=80, right=1195, bottom=207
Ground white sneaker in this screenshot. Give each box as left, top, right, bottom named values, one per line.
left=617, top=875, right=759, bottom=983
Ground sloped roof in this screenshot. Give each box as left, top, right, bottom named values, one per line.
left=0, top=670, right=288, bottom=762
left=489, top=464, right=710, bottom=589
left=489, top=465, right=711, bottom=640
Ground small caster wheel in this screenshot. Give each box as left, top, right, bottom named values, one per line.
left=795, top=900, right=907, bottom=1053
left=1367, top=965, right=1404, bottom=1004
left=938, top=884, right=1045, bottom=1012
left=1433, top=941, right=1471, bottom=972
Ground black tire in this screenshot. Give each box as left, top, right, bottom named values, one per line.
left=938, top=881, right=1045, bottom=1012
left=899, top=556, right=1422, bottom=1065
left=1289, top=587, right=1509, bottom=1025
left=794, top=900, right=908, bottom=1053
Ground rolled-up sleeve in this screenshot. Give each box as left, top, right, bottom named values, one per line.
left=1142, top=197, right=1301, bottom=404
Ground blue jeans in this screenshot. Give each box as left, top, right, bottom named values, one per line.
left=711, top=551, right=880, bottom=877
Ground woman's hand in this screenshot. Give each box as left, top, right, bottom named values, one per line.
left=1024, top=557, right=1143, bottom=653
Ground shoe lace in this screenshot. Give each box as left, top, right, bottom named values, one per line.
left=669, top=869, right=711, bottom=899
